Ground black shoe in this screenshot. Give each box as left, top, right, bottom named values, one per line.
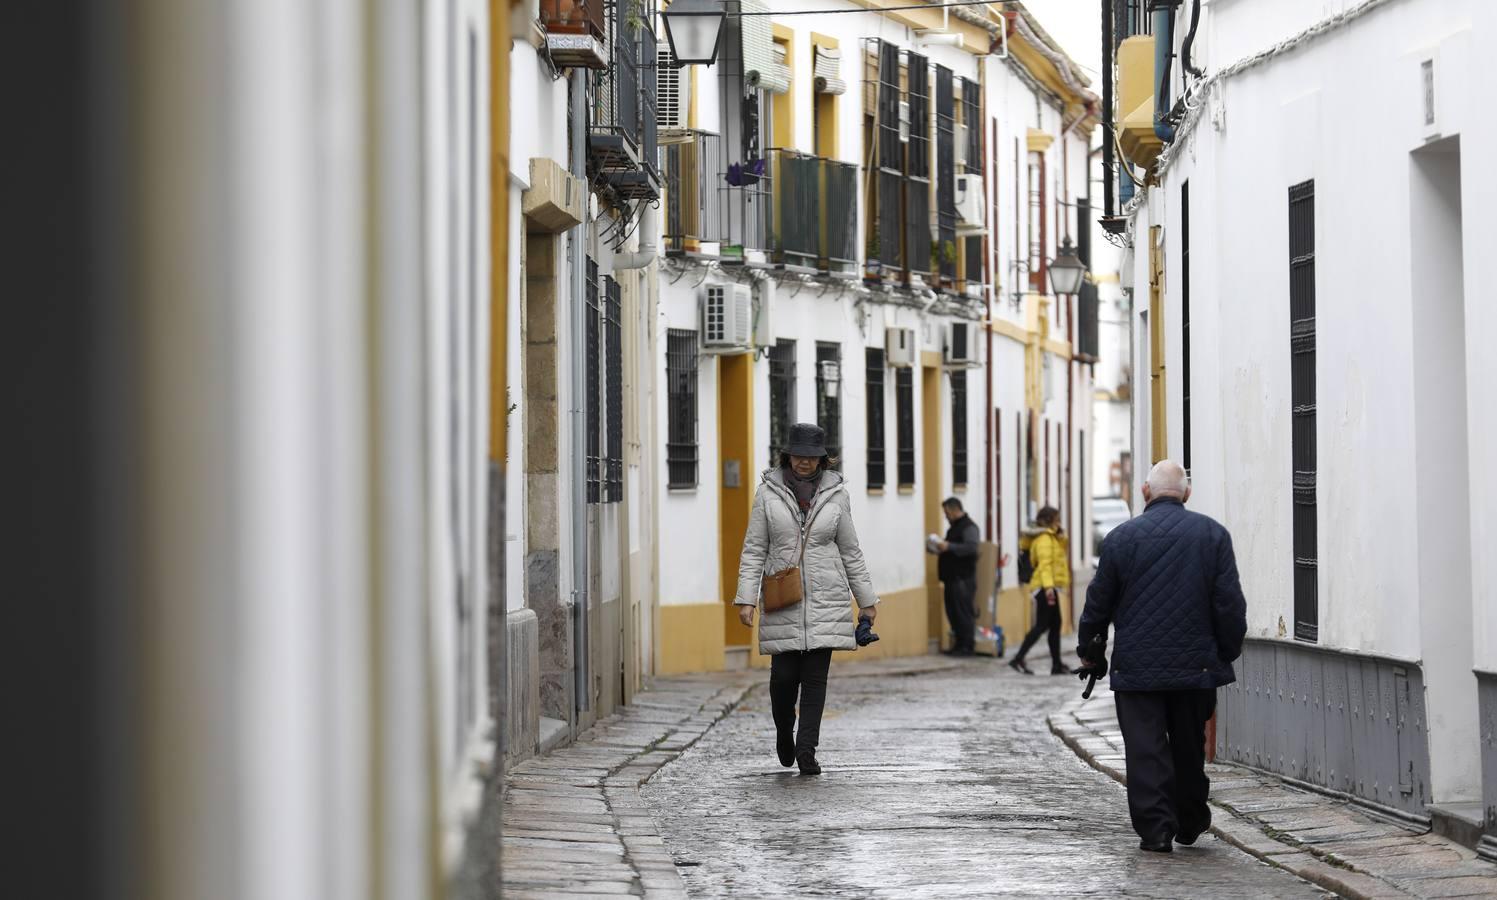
left=796, top=750, right=821, bottom=776
left=1140, top=838, right=1174, bottom=853
left=1009, top=658, right=1034, bottom=675
left=1051, top=663, right=1073, bottom=675
left=776, top=731, right=795, bottom=768
left=1177, top=810, right=1211, bottom=845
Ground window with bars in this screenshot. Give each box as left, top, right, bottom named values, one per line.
left=769, top=340, right=797, bottom=463
left=815, top=342, right=841, bottom=466
left=994, top=409, right=1003, bottom=545
left=1182, top=180, right=1192, bottom=475
left=896, top=367, right=915, bottom=486
left=1289, top=179, right=1318, bottom=643
left=959, top=76, right=981, bottom=173
left=951, top=370, right=968, bottom=486
left=604, top=274, right=623, bottom=503
left=866, top=348, right=886, bottom=489
left=586, top=258, right=602, bottom=503
left=1028, top=151, right=1047, bottom=292
left=868, top=39, right=904, bottom=270
left=935, top=64, right=957, bottom=283
left=666, top=328, right=699, bottom=488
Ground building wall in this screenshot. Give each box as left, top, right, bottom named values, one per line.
left=1123, top=0, right=1496, bottom=820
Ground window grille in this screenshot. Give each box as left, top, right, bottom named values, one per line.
left=1028, top=152, right=1047, bottom=291
left=768, top=340, right=797, bottom=463
left=666, top=329, right=699, bottom=488
left=604, top=275, right=623, bottom=503
left=951, top=370, right=968, bottom=486
left=586, top=258, right=602, bottom=503
left=815, top=342, right=842, bottom=466
left=935, top=64, right=957, bottom=283
left=1289, top=179, right=1318, bottom=642
left=866, top=348, right=886, bottom=489
left=896, top=367, right=915, bottom=486
left=959, top=77, right=981, bottom=173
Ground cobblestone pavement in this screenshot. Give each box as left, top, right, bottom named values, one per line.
left=1052, top=684, right=1497, bottom=900
left=641, top=658, right=1329, bottom=898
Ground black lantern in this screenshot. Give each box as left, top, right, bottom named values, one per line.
left=660, top=0, right=726, bottom=67
left=1047, top=236, right=1086, bottom=296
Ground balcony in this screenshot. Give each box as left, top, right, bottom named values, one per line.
left=588, top=11, right=659, bottom=202
left=1116, top=35, right=1162, bottom=171
left=663, top=131, right=724, bottom=254
left=767, top=151, right=859, bottom=276
left=541, top=0, right=608, bottom=69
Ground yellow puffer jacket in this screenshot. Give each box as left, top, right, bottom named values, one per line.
left=1025, top=528, right=1071, bottom=590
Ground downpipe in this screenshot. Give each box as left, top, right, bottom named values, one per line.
left=569, top=69, right=591, bottom=714
left=612, top=202, right=657, bottom=271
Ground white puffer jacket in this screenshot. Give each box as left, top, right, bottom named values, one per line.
left=734, top=468, right=879, bottom=655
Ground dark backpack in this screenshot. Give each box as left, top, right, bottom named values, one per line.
left=1017, top=543, right=1035, bottom=585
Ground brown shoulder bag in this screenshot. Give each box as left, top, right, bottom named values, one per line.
left=760, top=503, right=825, bottom=612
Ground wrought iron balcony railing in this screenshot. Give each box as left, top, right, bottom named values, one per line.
left=663, top=131, right=724, bottom=254
left=768, top=151, right=859, bottom=276
left=588, top=7, right=659, bottom=201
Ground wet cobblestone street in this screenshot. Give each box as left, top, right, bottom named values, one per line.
left=641, top=660, right=1329, bottom=898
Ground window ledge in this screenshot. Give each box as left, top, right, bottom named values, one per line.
left=667, top=486, right=699, bottom=494
left=867, top=487, right=886, bottom=496
left=897, top=485, right=916, bottom=495
left=953, top=483, right=968, bottom=493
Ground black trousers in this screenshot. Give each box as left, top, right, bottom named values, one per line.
left=1014, top=591, right=1062, bottom=667
left=943, top=576, right=977, bottom=652
left=769, top=649, right=834, bottom=753
left=1113, top=689, right=1217, bottom=843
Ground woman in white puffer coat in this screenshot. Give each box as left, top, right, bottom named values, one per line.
left=734, top=422, right=879, bottom=775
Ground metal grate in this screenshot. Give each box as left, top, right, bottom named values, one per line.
left=905, top=178, right=932, bottom=276
left=1289, top=179, right=1317, bottom=642
left=896, top=367, right=915, bottom=486
left=604, top=275, right=623, bottom=503
left=935, top=64, right=957, bottom=283
left=656, top=43, right=682, bottom=128
left=816, top=342, right=842, bottom=466
left=666, top=329, right=699, bottom=488
left=906, top=52, right=930, bottom=178
left=1028, top=152, right=1047, bottom=291
left=959, top=77, right=981, bottom=174
left=772, top=150, right=820, bottom=269
left=866, top=348, right=886, bottom=489
left=586, top=258, right=602, bottom=503
left=951, top=370, right=968, bottom=485
left=768, top=340, right=797, bottom=463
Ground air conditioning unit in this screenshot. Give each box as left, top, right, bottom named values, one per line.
left=885, top=326, right=917, bottom=367
left=701, top=283, right=753, bottom=351
left=944, top=321, right=981, bottom=368
left=954, top=123, right=969, bottom=168
left=955, top=174, right=985, bottom=234
left=897, top=100, right=911, bottom=143
left=657, top=46, right=692, bottom=141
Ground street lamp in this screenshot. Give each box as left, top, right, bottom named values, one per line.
left=1048, top=236, right=1086, bottom=296
left=660, top=0, right=726, bottom=67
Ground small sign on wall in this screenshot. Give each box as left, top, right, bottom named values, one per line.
left=724, top=459, right=741, bottom=489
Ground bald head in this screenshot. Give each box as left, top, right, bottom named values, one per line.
left=1144, top=460, right=1191, bottom=503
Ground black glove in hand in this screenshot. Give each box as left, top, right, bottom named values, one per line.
left=1076, top=652, right=1108, bottom=681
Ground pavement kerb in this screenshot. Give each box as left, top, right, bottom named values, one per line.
left=1047, top=696, right=1423, bottom=900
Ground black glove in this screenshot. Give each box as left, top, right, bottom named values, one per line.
left=1076, top=651, right=1108, bottom=681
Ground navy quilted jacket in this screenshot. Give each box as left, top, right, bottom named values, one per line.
left=1077, top=498, right=1247, bottom=691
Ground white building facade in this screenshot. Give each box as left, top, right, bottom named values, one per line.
left=1111, top=0, right=1497, bottom=853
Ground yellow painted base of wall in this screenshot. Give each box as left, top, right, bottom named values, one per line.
left=658, top=603, right=727, bottom=675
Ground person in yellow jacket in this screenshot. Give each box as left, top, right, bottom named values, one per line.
left=1008, top=506, right=1072, bottom=675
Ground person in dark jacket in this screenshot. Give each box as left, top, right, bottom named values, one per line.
left=1076, top=460, right=1247, bottom=853
left=932, top=497, right=981, bottom=655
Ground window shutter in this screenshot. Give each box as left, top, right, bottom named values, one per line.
left=813, top=45, right=846, bottom=95
left=741, top=0, right=789, bottom=94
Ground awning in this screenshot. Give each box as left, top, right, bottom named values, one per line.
left=813, top=45, right=846, bottom=95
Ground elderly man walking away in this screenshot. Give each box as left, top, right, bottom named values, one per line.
left=1076, top=461, right=1247, bottom=853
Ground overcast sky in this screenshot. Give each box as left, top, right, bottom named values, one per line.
left=1023, top=0, right=1103, bottom=87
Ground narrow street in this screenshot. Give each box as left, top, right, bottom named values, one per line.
left=640, top=661, right=1326, bottom=898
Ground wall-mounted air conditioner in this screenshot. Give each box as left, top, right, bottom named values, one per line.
left=944, top=321, right=981, bottom=368
left=885, top=326, right=917, bottom=367
left=657, top=46, right=692, bottom=142
left=955, top=174, right=985, bottom=234
left=701, top=283, right=753, bottom=352
left=954, top=123, right=969, bottom=168
left=898, top=100, right=911, bottom=143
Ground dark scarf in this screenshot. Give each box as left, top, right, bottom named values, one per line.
left=784, top=466, right=822, bottom=512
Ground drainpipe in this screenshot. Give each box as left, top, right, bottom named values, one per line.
left=569, top=70, right=591, bottom=714
left=1101, top=0, right=1115, bottom=218
left=613, top=203, right=657, bottom=270
left=1153, top=1, right=1177, bottom=144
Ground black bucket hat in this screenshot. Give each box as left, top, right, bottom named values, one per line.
left=785, top=422, right=828, bottom=458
